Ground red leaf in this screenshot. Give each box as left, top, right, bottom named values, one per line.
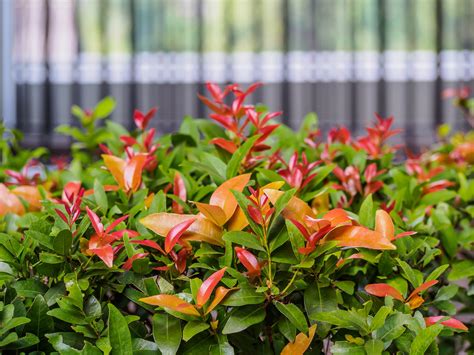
left=288, top=218, right=311, bottom=240
left=55, top=209, right=69, bottom=225
left=89, top=245, right=114, bottom=268
left=86, top=207, right=104, bottom=235
left=365, top=283, right=404, bottom=301
left=393, top=231, right=417, bottom=240
left=407, top=280, right=438, bottom=301
left=235, top=247, right=260, bottom=276
left=425, top=316, right=468, bottom=331
left=247, top=205, right=263, bottom=225
left=130, top=239, right=165, bottom=255
left=211, top=138, right=238, bottom=153
left=105, top=215, right=129, bottom=234
left=172, top=172, right=187, bottom=214
left=123, top=252, right=149, bottom=270
left=196, top=267, right=227, bottom=307
left=165, top=218, right=196, bottom=253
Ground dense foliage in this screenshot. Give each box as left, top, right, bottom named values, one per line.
left=0, top=83, right=472, bottom=354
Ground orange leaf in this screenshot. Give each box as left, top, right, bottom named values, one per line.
left=365, top=283, right=404, bottom=301
left=144, top=193, right=155, bottom=208
left=325, top=225, right=396, bottom=250
left=12, top=185, right=43, bottom=211
left=205, top=286, right=236, bottom=315
left=281, top=324, right=317, bottom=355
left=407, top=280, right=438, bottom=301
left=102, top=155, right=126, bottom=189
left=323, top=208, right=352, bottom=227
left=140, top=213, right=224, bottom=246
left=263, top=188, right=316, bottom=221
left=425, top=316, right=468, bottom=331
left=139, top=294, right=200, bottom=316
left=194, top=202, right=227, bottom=226
left=210, top=174, right=251, bottom=222
left=375, top=209, right=395, bottom=240
left=197, top=268, right=227, bottom=307
left=124, top=154, right=147, bottom=192
left=227, top=206, right=249, bottom=231
left=407, top=295, right=425, bottom=309
left=0, top=184, right=25, bottom=216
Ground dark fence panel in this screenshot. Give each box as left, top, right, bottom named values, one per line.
left=8, top=0, right=474, bottom=150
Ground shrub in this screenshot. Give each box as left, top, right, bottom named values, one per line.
left=0, top=83, right=472, bottom=354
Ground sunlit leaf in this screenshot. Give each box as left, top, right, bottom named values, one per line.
left=325, top=225, right=396, bottom=250
left=281, top=324, right=317, bottom=355
left=210, top=174, right=251, bottom=222
left=374, top=209, right=394, bottom=240
left=263, top=188, right=316, bottom=221
left=139, top=294, right=200, bottom=317
left=140, top=213, right=224, bottom=246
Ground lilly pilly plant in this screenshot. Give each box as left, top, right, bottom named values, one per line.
left=0, top=83, right=472, bottom=354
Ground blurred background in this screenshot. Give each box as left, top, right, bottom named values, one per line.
left=1, top=0, right=474, bottom=150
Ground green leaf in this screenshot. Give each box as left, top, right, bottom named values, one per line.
left=222, top=306, right=265, bottom=334
left=364, top=339, right=384, bottom=355
left=132, top=338, right=159, bottom=353
left=108, top=304, right=133, bottom=355
left=13, top=279, right=48, bottom=298
left=183, top=321, right=210, bottom=342
left=285, top=219, right=305, bottom=260
left=53, top=230, right=73, bottom=256
left=426, top=264, right=449, bottom=282
left=94, top=179, right=108, bottom=213
left=359, top=194, right=374, bottom=228
left=209, top=342, right=234, bottom=355
left=277, top=317, right=296, bottom=342
left=435, top=285, right=459, bottom=302
left=24, top=295, right=54, bottom=338
left=1, top=333, right=39, bottom=350
left=448, top=260, right=474, bottom=281
left=94, top=96, right=116, bottom=119
left=397, top=259, right=421, bottom=287
left=222, top=231, right=265, bottom=252
left=370, top=306, right=391, bottom=331
left=226, top=135, right=260, bottom=179
left=47, top=308, right=87, bottom=325
left=221, top=285, right=265, bottom=306
left=314, top=310, right=368, bottom=332
left=331, top=341, right=365, bottom=354
left=374, top=312, right=411, bottom=342
left=152, top=313, right=182, bottom=355
left=273, top=302, right=308, bottom=333
left=409, top=324, right=443, bottom=355
left=304, top=283, right=338, bottom=322
left=334, top=281, right=355, bottom=295
left=271, top=188, right=297, bottom=223
left=0, top=317, right=31, bottom=337
left=420, top=190, right=456, bottom=206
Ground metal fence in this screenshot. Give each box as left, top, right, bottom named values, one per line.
left=2, top=0, right=474, bottom=150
